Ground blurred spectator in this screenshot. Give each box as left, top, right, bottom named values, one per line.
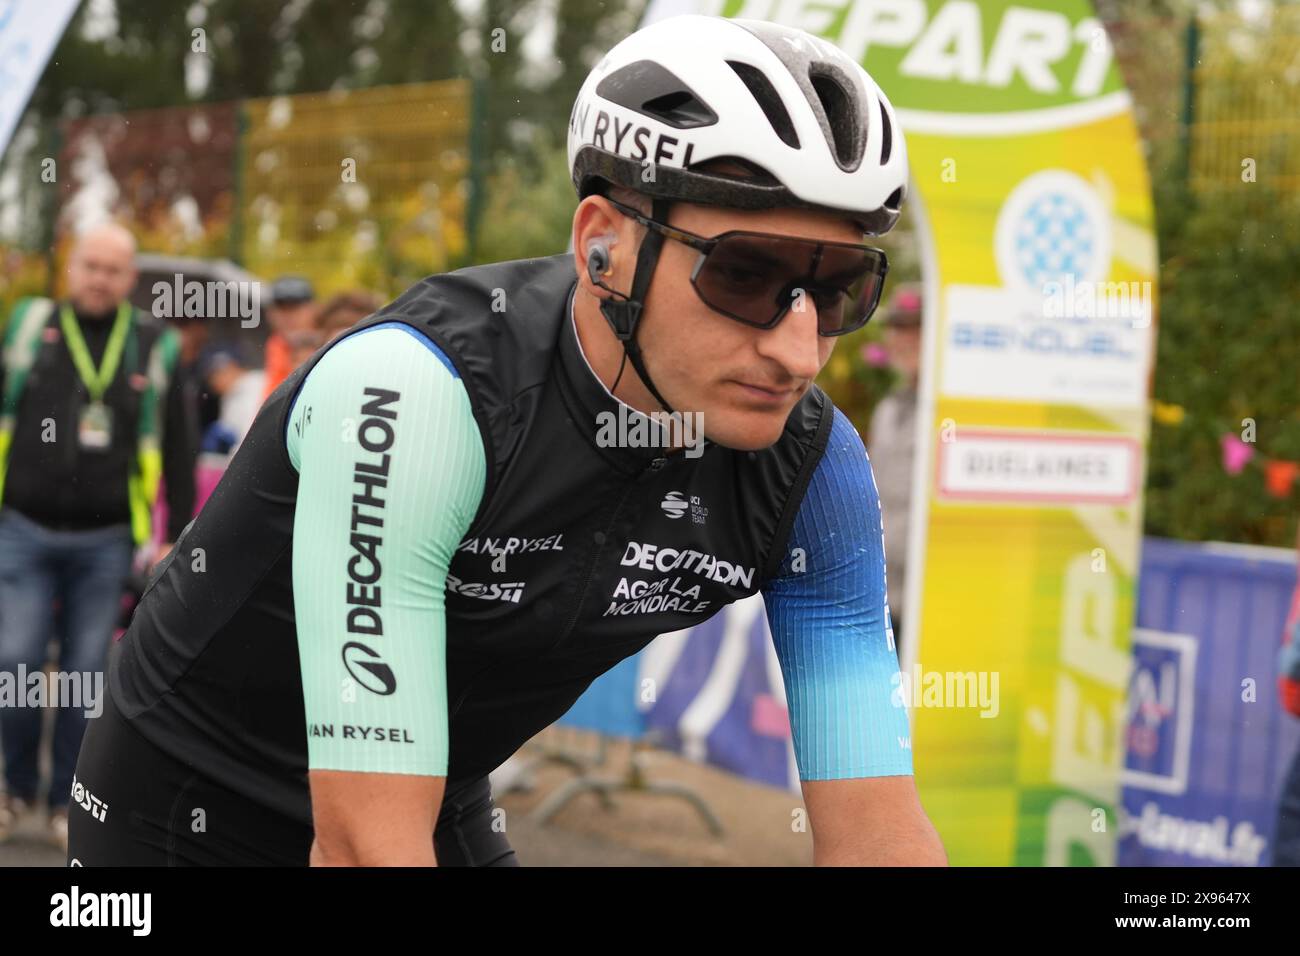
left=315, top=290, right=381, bottom=344
left=284, top=329, right=325, bottom=379
left=867, top=282, right=922, bottom=653
left=169, top=313, right=220, bottom=437
left=0, top=223, right=196, bottom=849
left=260, top=275, right=316, bottom=400
left=261, top=290, right=384, bottom=388
left=199, top=345, right=266, bottom=459
left=1274, top=522, right=1300, bottom=865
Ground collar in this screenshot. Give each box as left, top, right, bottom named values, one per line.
left=66, top=300, right=132, bottom=327
left=557, top=285, right=713, bottom=470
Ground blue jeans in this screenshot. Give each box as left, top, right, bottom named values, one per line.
left=0, top=507, right=133, bottom=810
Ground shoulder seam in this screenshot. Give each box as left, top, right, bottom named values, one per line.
left=351, top=321, right=460, bottom=378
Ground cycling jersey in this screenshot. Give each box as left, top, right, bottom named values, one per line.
left=80, top=253, right=909, bottom=856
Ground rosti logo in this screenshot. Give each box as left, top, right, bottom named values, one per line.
left=341, top=641, right=396, bottom=696
left=661, top=492, right=688, bottom=519
left=445, top=573, right=526, bottom=604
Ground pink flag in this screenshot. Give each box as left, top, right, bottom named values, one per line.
left=1220, top=433, right=1255, bottom=475
left=860, top=342, right=890, bottom=367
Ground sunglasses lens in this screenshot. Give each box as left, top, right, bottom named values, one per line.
left=804, top=245, right=883, bottom=335
left=694, top=236, right=801, bottom=320
left=694, top=234, right=886, bottom=335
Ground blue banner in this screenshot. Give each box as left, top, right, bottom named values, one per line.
left=1120, top=538, right=1300, bottom=866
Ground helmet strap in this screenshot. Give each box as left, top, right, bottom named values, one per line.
left=597, top=197, right=675, bottom=415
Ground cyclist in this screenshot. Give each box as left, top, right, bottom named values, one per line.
left=69, top=14, right=946, bottom=866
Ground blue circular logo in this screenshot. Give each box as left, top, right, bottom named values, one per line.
left=1012, top=191, right=1097, bottom=289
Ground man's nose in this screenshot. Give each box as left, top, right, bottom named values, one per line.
left=754, top=289, right=822, bottom=382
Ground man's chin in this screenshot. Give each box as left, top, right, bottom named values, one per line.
left=73, top=297, right=115, bottom=315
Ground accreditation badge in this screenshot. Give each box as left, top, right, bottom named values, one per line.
left=78, top=400, right=114, bottom=452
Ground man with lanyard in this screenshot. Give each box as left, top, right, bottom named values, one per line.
left=70, top=16, right=946, bottom=866
left=0, top=223, right=196, bottom=850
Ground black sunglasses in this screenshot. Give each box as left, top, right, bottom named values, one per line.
left=604, top=197, right=889, bottom=336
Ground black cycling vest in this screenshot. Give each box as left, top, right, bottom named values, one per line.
left=110, top=253, right=834, bottom=825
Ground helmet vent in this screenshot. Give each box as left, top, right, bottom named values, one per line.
left=808, top=68, right=862, bottom=168
left=698, top=155, right=780, bottom=185
left=596, top=60, right=718, bottom=129
left=878, top=100, right=893, bottom=165
left=726, top=61, right=800, bottom=150
left=642, top=90, right=715, bottom=127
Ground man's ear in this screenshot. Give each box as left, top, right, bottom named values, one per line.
left=574, top=196, right=625, bottom=295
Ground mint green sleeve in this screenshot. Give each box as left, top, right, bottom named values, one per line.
left=286, top=324, right=485, bottom=776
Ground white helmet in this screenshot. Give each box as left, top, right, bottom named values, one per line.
left=568, top=14, right=909, bottom=235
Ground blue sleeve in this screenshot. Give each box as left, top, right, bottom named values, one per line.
left=761, top=406, right=912, bottom=781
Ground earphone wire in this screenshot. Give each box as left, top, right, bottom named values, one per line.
left=610, top=350, right=628, bottom=394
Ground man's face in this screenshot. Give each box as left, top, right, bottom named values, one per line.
left=884, top=323, right=921, bottom=380
left=287, top=329, right=324, bottom=369
left=269, top=300, right=316, bottom=335
left=633, top=203, right=860, bottom=451
left=66, top=234, right=137, bottom=316
left=206, top=362, right=242, bottom=396
left=177, top=321, right=209, bottom=363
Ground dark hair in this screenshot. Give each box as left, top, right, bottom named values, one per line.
left=315, top=291, right=382, bottom=334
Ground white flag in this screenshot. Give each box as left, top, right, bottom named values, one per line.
left=0, top=0, right=81, bottom=161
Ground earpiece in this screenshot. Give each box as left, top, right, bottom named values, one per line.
left=586, top=240, right=612, bottom=283
left=586, top=234, right=629, bottom=306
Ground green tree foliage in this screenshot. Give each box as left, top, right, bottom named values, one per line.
left=1143, top=170, right=1300, bottom=545
left=1134, top=3, right=1300, bottom=545
left=474, top=136, right=577, bottom=264
left=7, top=0, right=1299, bottom=546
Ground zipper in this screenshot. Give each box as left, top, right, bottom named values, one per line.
left=554, top=454, right=668, bottom=644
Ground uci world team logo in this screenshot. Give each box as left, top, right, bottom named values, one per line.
left=994, top=170, right=1111, bottom=294
left=661, top=492, right=688, bottom=519
left=1123, top=628, right=1198, bottom=795
left=661, top=491, right=708, bottom=524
